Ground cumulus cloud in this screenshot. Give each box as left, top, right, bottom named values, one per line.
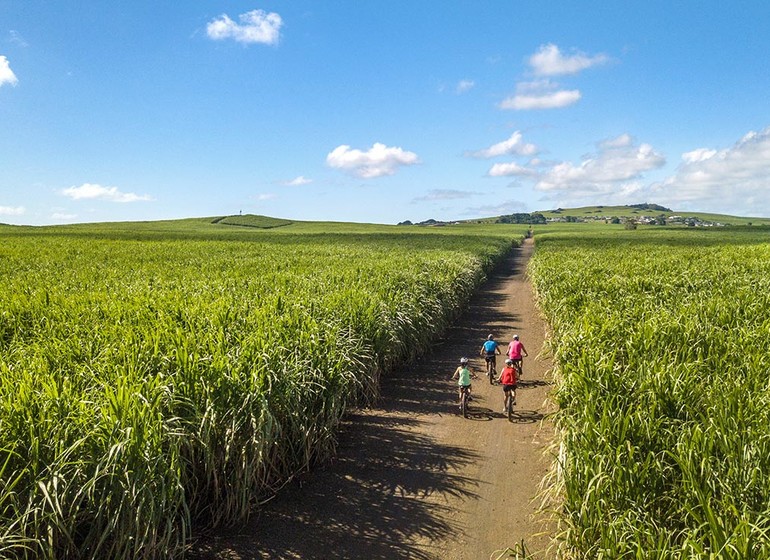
left=535, top=134, right=666, bottom=197
left=0, top=205, right=24, bottom=216
left=488, top=162, right=538, bottom=177
left=529, top=43, right=609, bottom=76
left=498, top=45, right=609, bottom=111
left=463, top=200, right=528, bottom=217
left=51, top=212, right=77, bottom=220
left=326, top=142, right=420, bottom=178
left=500, top=89, right=581, bottom=110
left=652, top=126, right=770, bottom=211
left=283, top=176, right=312, bottom=186
left=456, top=79, right=475, bottom=94
left=206, top=10, right=282, bottom=45
left=0, top=56, right=18, bottom=87
left=61, top=183, right=153, bottom=203
left=9, top=31, right=28, bottom=48
left=413, top=189, right=475, bottom=202
left=469, top=131, right=538, bottom=158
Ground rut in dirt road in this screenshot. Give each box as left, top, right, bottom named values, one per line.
left=191, top=238, right=557, bottom=560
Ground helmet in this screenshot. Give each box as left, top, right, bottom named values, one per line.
left=505, top=358, right=513, bottom=365
left=487, top=334, right=494, bottom=340
left=513, top=334, right=519, bottom=340
left=460, top=357, right=469, bottom=365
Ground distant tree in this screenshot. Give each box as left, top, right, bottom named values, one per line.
left=397, top=220, right=413, bottom=226
left=565, top=215, right=578, bottom=223
left=624, top=220, right=637, bottom=230
left=630, top=203, right=673, bottom=212
left=610, top=217, right=621, bottom=224
left=655, top=215, right=667, bottom=225
left=496, top=213, right=546, bottom=224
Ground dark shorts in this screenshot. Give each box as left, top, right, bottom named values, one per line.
left=502, top=384, right=516, bottom=392
left=484, top=353, right=496, bottom=363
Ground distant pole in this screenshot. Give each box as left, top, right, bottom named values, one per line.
left=239, top=210, right=242, bottom=215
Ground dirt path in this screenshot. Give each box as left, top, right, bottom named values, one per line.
left=190, top=238, right=557, bottom=560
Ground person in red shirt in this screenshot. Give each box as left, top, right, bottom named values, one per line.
left=498, top=358, right=518, bottom=412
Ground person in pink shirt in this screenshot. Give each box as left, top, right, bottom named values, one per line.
left=507, top=334, right=528, bottom=377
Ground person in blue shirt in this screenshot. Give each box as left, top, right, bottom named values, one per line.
left=479, top=334, right=501, bottom=383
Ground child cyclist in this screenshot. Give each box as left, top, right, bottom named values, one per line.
left=498, top=358, right=518, bottom=412
left=451, top=357, right=477, bottom=406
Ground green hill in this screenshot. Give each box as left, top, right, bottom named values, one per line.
left=535, top=205, right=770, bottom=226
left=212, top=214, right=293, bottom=229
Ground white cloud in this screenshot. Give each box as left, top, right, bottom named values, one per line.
left=600, top=133, right=633, bottom=149
left=9, top=31, right=28, bottom=48
left=681, top=148, right=718, bottom=164
left=0, top=56, right=18, bottom=87
left=61, top=183, right=153, bottom=203
left=255, top=193, right=276, bottom=201
left=206, top=10, right=282, bottom=45
left=498, top=45, right=609, bottom=111
left=488, top=162, right=537, bottom=177
left=463, top=200, right=528, bottom=217
left=535, top=134, right=666, bottom=197
left=652, top=126, right=770, bottom=211
left=51, top=212, right=77, bottom=220
left=529, top=43, right=609, bottom=76
left=283, top=176, right=313, bottom=186
left=469, top=131, right=538, bottom=158
left=326, top=142, right=420, bottom=178
left=0, top=205, right=24, bottom=216
left=413, top=189, right=475, bottom=202
left=499, top=89, right=581, bottom=110
left=456, top=80, right=475, bottom=94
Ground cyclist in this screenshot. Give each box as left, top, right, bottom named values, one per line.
left=479, top=334, right=501, bottom=382
left=498, top=358, right=518, bottom=412
left=451, top=357, right=477, bottom=406
left=507, top=334, right=529, bottom=377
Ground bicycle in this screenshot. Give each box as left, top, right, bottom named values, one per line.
left=481, top=335, right=501, bottom=385
left=499, top=358, right=518, bottom=421
left=459, top=385, right=471, bottom=418
left=505, top=391, right=515, bottom=421
left=484, top=355, right=497, bottom=384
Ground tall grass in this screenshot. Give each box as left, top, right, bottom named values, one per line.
left=0, top=221, right=524, bottom=558
left=530, top=226, right=770, bottom=558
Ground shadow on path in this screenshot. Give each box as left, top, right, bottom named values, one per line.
left=190, top=243, right=530, bottom=560
left=191, top=413, right=479, bottom=560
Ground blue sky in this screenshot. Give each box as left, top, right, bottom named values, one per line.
left=2, top=1, right=770, bottom=225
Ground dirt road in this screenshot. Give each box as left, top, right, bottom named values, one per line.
left=191, top=238, right=557, bottom=560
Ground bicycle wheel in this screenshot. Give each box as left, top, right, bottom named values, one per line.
left=507, top=396, right=514, bottom=421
